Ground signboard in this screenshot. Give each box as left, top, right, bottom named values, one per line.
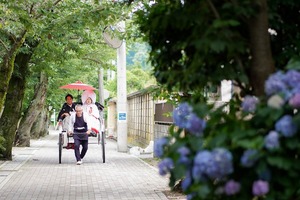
left=118, top=112, right=127, bottom=121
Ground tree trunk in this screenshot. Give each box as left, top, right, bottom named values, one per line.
left=16, top=72, right=48, bottom=147
left=247, top=0, right=275, bottom=96
left=31, top=105, right=49, bottom=139
left=0, top=31, right=26, bottom=119
left=0, top=59, right=28, bottom=160
left=0, top=39, right=37, bottom=159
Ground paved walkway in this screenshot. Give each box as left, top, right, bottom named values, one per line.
left=0, top=129, right=169, bottom=200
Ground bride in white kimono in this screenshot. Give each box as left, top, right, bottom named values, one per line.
left=81, top=90, right=100, bottom=134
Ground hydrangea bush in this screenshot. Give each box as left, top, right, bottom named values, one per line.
left=154, top=69, right=300, bottom=199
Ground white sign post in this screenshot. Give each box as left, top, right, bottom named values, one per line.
left=103, top=21, right=127, bottom=152
left=116, top=21, right=127, bottom=152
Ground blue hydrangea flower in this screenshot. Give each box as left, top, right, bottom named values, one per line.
left=275, top=115, right=297, bottom=137
left=192, top=165, right=205, bottom=182
left=283, top=69, right=300, bottom=88
left=158, top=158, right=174, bottom=176
left=241, top=149, right=259, bottom=167
left=185, top=113, right=206, bottom=136
left=264, top=71, right=287, bottom=96
left=181, top=171, right=192, bottom=191
left=154, top=137, right=168, bottom=158
left=252, top=180, right=269, bottom=196
left=289, top=93, right=300, bottom=108
left=173, top=102, right=193, bottom=129
left=264, top=131, right=280, bottom=150
left=290, top=85, right=300, bottom=95
left=284, top=90, right=294, bottom=101
left=178, top=156, right=190, bottom=165
left=224, top=180, right=241, bottom=196
left=193, top=150, right=214, bottom=181
left=177, top=146, right=191, bottom=165
left=242, top=95, right=259, bottom=112
left=209, top=148, right=233, bottom=179
left=193, top=149, right=233, bottom=180
left=178, top=146, right=190, bottom=156
left=173, top=102, right=206, bottom=136
left=187, top=193, right=196, bottom=200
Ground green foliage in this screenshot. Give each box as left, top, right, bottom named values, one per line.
left=132, top=0, right=300, bottom=95
left=105, top=66, right=156, bottom=98
left=268, top=1, right=300, bottom=68
left=127, top=42, right=152, bottom=70
left=133, top=0, right=258, bottom=93
left=1, top=0, right=130, bottom=113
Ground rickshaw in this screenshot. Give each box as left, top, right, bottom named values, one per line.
left=57, top=81, right=105, bottom=164
left=58, top=102, right=105, bottom=164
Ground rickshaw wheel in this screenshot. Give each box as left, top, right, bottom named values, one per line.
left=58, top=132, right=64, bottom=164
left=101, top=131, right=105, bottom=163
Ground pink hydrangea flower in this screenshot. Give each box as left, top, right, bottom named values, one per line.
left=224, top=180, right=241, bottom=195
left=252, top=180, right=269, bottom=196
left=289, top=93, right=300, bottom=108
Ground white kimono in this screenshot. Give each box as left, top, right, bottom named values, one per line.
left=82, top=104, right=100, bottom=132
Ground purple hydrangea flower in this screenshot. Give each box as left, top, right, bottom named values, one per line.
left=185, top=113, right=206, bottom=136
left=173, top=102, right=193, bottom=129
left=154, top=137, right=168, bottom=158
left=158, top=158, right=174, bottom=176
left=275, top=115, right=297, bottom=137
left=289, top=93, right=300, bottom=108
left=264, top=71, right=287, bottom=96
left=252, top=180, right=269, bottom=196
left=264, top=131, right=280, bottom=150
left=224, top=180, right=241, bottom=196
left=241, top=95, right=259, bottom=112
left=241, top=149, right=259, bottom=167
left=283, top=69, right=300, bottom=88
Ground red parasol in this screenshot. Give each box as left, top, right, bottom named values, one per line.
left=60, top=81, right=97, bottom=102
left=60, top=81, right=96, bottom=91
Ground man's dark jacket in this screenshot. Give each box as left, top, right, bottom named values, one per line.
left=57, top=103, right=76, bottom=122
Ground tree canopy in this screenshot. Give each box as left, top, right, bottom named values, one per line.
left=0, top=0, right=131, bottom=157
left=0, top=0, right=156, bottom=158
left=132, top=0, right=300, bottom=97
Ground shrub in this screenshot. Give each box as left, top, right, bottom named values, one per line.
left=154, top=69, right=300, bottom=199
